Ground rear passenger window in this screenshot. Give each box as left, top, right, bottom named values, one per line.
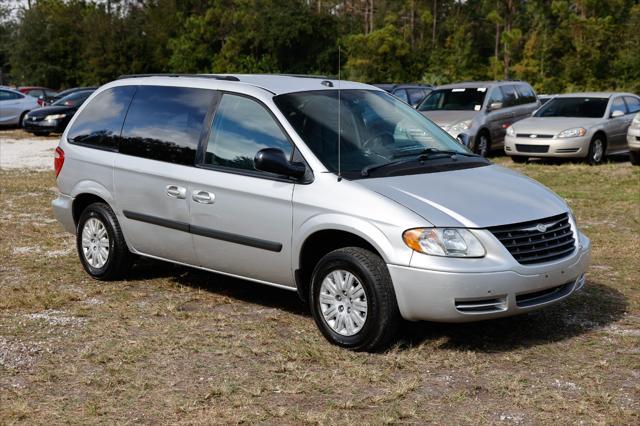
left=67, top=86, right=136, bottom=150
left=624, top=96, right=640, bottom=114
left=516, top=85, right=537, bottom=104
left=204, top=94, right=292, bottom=172
left=0, top=90, right=23, bottom=100
left=120, top=86, right=214, bottom=166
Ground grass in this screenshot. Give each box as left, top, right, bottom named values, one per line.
left=1, top=152, right=638, bottom=424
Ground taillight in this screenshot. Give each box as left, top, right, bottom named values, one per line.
left=54, top=147, right=64, bottom=177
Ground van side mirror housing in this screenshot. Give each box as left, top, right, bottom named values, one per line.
left=610, top=110, right=624, bottom=118
left=488, top=101, right=503, bottom=112
left=254, top=148, right=306, bottom=179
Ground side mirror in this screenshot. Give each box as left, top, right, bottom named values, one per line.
left=254, top=148, right=306, bottom=179
left=610, top=110, right=624, bottom=118
left=488, top=102, right=503, bottom=112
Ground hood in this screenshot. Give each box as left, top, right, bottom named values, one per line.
left=27, top=105, right=75, bottom=118
left=357, top=164, right=568, bottom=228
left=420, top=110, right=478, bottom=128
left=511, top=117, right=602, bottom=135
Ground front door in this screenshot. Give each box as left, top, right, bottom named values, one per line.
left=189, top=93, right=296, bottom=286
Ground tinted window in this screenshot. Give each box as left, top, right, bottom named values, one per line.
left=0, top=90, right=23, bottom=101
left=534, top=97, right=608, bottom=118
left=500, top=85, right=519, bottom=107
left=610, top=97, right=627, bottom=116
left=52, top=90, right=93, bottom=107
left=418, top=88, right=487, bottom=111
left=67, top=86, right=136, bottom=150
left=407, top=89, right=426, bottom=106
left=393, top=89, right=409, bottom=103
left=516, top=84, right=537, bottom=104
left=624, top=96, right=640, bottom=114
left=120, top=86, right=214, bottom=166
left=205, top=94, right=292, bottom=172
left=486, top=86, right=504, bottom=107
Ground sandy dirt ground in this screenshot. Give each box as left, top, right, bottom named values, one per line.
left=0, top=133, right=58, bottom=171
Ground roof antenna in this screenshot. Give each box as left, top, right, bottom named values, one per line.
left=337, top=44, right=342, bottom=182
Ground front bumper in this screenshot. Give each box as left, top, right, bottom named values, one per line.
left=504, top=134, right=591, bottom=158
left=628, top=128, right=640, bottom=150
left=23, top=118, right=64, bottom=133
left=388, top=234, right=591, bottom=322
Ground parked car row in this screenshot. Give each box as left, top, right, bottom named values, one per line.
left=0, top=85, right=96, bottom=136
left=412, top=80, right=639, bottom=165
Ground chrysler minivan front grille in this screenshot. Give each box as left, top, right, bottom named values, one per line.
left=488, top=213, right=575, bottom=265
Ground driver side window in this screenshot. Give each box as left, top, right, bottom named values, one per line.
left=486, top=87, right=504, bottom=110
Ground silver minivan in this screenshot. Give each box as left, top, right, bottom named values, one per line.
left=417, top=81, right=540, bottom=156
left=52, top=75, right=590, bottom=350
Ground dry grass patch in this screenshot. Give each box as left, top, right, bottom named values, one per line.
left=1, top=157, right=638, bottom=424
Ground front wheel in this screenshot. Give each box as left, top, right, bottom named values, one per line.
left=76, top=202, right=133, bottom=280
left=587, top=136, right=606, bottom=165
left=473, top=131, right=491, bottom=157
left=310, top=247, right=400, bottom=351
left=630, top=150, right=640, bottom=166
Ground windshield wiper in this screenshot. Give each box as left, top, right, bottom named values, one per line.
left=361, top=149, right=478, bottom=177
left=393, top=148, right=479, bottom=159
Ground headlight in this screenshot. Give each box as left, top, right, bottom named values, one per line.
left=45, top=114, right=66, bottom=121
left=447, top=120, right=472, bottom=135
left=403, top=228, right=486, bottom=257
left=557, top=127, right=586, bottom=138
left=506, top=126, right=515, bottom=137
left=633, top=114, right=640, bottom=125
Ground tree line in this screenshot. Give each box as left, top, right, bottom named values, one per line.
left=1, top=0, right=638, bottom=94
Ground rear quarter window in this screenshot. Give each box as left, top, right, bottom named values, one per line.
left=67, top=86, right=137, bottom=150
left=516, top=84, right=537, bottom=104
left=119, top=85, right=215, bottom=166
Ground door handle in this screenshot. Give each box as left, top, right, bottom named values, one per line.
left=166, top=185, right=186, bottom=199
left=192, top=190, right=215, bottom=204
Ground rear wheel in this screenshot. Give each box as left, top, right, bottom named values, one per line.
left=310, top=247, right=400, bottom=351
left=76, top=202, right=133, bottom=280
left=510, top=155, right=529, bottom=164
left=630, top=151, right=640, bottom=166
left=587, top=135, right=606, bottom=165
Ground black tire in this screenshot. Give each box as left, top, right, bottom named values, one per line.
left=587, top=135, right=606, bottom=165
left=18, top=111, right=28, bottom=128
left=510, top=155, right=529, bottom=163
left=473, top=130, right=491, bottom=157
left=630, top=151, right=640, bottom=166
left=76, top=202, right=133, bottom=280
left=33, top=131, right=50, bottom=137
left=309, top=247, right=400, bottom=351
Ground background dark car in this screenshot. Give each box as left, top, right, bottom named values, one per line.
left=18, top=86, right=59, bottom=106
left=22, top=89, right=94, bottom=136
left=44, top=86, right=98, bottom=106
left=373, top=83, right=433, bottom=107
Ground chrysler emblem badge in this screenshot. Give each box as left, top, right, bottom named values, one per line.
left=530, top=134, right=538, bottom=138
left=536, top=224, right=548, bottom=232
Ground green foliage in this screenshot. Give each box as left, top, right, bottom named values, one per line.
left=2, top=0, right=638, bottom=93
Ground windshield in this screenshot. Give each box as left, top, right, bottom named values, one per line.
left=274, top=90, right=471, bottom=177
left=417, top=88, right=487, bottom=112
left=534, top=97, right=608, bottom=118
left=52, top=91, right=93, bottom=106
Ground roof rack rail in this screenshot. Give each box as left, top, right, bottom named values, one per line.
left=117, top=73, right=240, bottom=82
left=279, top=74, right=332, bottom=79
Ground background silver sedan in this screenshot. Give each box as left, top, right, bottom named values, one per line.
left=505, top=92, right=640, bottom=164
left=0, top=86, right=40, bottom=127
